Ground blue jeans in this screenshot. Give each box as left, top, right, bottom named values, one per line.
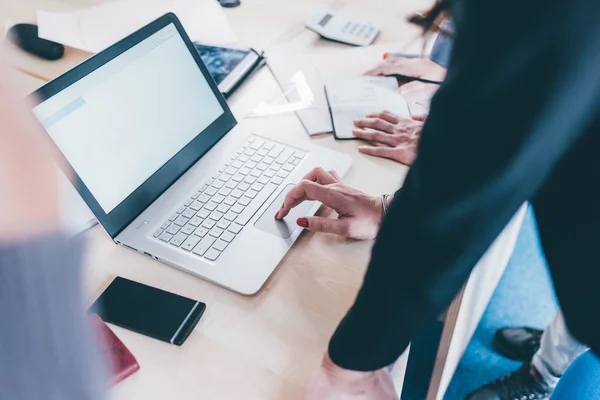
left=550, top=351, right=600, bottom=399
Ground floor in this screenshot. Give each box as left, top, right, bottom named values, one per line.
left=401, top=206, right=559, bottom=399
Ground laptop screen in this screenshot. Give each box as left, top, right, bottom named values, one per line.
left=32, top=23, right=225, bottom=214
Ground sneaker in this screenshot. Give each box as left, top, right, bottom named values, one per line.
left=494, top=327, right=543, bottom=362
left=465, top=364, right=553, bottom=400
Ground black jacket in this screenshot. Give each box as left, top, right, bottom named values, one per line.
left=328, top=0, right=600, bottom=371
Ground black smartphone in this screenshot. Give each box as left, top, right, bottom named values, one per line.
left=90, top=277, right=205, bottom=346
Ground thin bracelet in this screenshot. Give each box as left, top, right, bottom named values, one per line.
left=381, top=194, right=390, bottom=216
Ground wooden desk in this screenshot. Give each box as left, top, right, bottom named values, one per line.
left=4, top=2, right=525, bottom=399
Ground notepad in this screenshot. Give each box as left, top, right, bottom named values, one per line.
left=325, top=76, right=410, bottom=140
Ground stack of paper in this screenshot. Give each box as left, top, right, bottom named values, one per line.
left=37, top=0, right=238, bottom=54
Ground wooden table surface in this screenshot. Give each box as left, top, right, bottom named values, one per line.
left=2, top=1, right=525, bottom=399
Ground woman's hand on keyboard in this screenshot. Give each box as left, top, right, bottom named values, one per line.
left=274, top=168, right=383, bottom=240
left=352, top=111, right=424, bottom=166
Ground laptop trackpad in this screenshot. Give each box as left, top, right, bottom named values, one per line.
left=254, top=184, right=316, bottom=238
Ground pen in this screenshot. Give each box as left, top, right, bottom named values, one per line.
left=382, top=52, right=424, bottom=60
left=385, top=73, right=443, bottom=85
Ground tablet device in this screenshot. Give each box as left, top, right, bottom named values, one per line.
left=195, top=44, right=265, bottom=97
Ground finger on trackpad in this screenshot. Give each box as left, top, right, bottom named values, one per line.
left=254, top=184, right=315, bottom=238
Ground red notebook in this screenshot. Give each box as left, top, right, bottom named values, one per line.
left=90, top=314, right=140, bottom=386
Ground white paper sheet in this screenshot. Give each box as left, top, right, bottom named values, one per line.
left=37, top=0, right=238, bottom=53
left=325, top=76, right=410, bottom=140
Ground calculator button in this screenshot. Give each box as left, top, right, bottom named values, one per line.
left=181, top=235, right=201, bottom=252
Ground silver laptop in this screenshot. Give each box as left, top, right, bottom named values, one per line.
left=29, top=14, right=351, bottom=294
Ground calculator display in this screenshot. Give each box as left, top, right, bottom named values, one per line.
left=319, top=14, right=333, bottom=27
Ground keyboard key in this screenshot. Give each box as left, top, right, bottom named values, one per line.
left=231, top=204, right=245, bottom=214
left=251, top=182, right=264, bottom=192
left=224, top=196, right=237, bottom=206
left=257, top=148, right=269, bottom=156
left=170, top=232, right=188, bottom=247
left=263, top=141, right=275, bottom=150
left=250, top=138, right=264, bottom=149
left=238, top=154, right=250, bottom=163
left=204, top=248, right=221, bottom=261
left=159, top=232, right=174, bottom=242
left=213, top=239, right=229, bottom=252
left=198, top=193, right=211, bottom=203
left=228, top=223, right=243, bottom=234
left=161, top=221, right=170, bottom=229
left=221, top=231, right=236, bottom=242
left=257, top=162, right=268, bottom=171
left=169, top=213, right=178, bottom=222
left=295, top=150, right=307, bottom=159
left=239, top=167, right=251, bottom=176
left=283, top=162, right=295, bottom=172
left=218, top=187, right=232, bottom=196
left=244, top=148, right=256, bottom=156
left=181, top=235, right=201, bottom=251
left=225, top=180, right=238, bottom=189
left=232, top=173, right=244, bottom=182
left=275, top=148, right=294, bottom=164
left=209, top=227, right=224, bottom=237
left=204, top=201, right=218, bottom=211
left=192, top=236, right=217, bottom=256
left=231, top=189, right=244, bottom=198
left=244, top=175, right=257, bottom=184
left=245, top=189, right=258, bottom=199
left=190, top=200, right=203, bottom=211
left=276, top=169, right=289, bottom=178
left=153, top=229, right=164, bottom=238
left=217, top=203, right=230, bottom=213
left=194, top=226, right=209, bottom=237
left=212, top=194, right=225, bottom=204
left=238, top=182, right=251, bottom=191
left=292, top=157, right=301, bottom=165
left=258, top=175, right=270, bottom=185
left=181, top=223, right=196, bottom=235
left=263, top=156, right=275, bottom=165
left=238, top=196, right=251, bottom=206
left=268, top=144, right=284, bottom=158
left=264, top=169, right=276, bottom=178
left=189, top=215, right=203, bottom=227
left=224, top=211, right=238, bottom=221
left=184, top=199, right=193, bottom=207
left=250, top=154, right=262, bottom=163
left=210, top=211, right=224, bottom=221
left=225, top=166, right=237, bottom=175
left=268, top=164, right=280, bottom=172
left=183, top=208, right=196, bottom=219
left=232, top=160, right=244, bottom=169
left=197, top=209, right=211, bottom=219
left=218, top=172, right=232, bottom=182
left=246, top=161, right=258, bottom=169
left=174, top=216, right=189, bottom=227
left=250, top=169, right=261, bottom=178
left=211, top=180, right=224, bottom=189
left=216, top=219, right=230, bottom=230
left=166, top=224, right=181, bottom=235
left=272, top=176, right=284, bottom=185
left=205, top=186, right=218, bottom=196
left=235, top=183, right=277, bottom=225
left=192, top=192, right=200, bottom=199
left=202, top=219, right=216, bottom=229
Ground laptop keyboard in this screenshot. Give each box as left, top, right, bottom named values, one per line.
left=153, top=136, right=306, bottom=261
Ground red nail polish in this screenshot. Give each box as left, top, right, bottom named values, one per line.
left=274, top=211, right=279, bottom=219
left=297, top=218, right=309, bottom=228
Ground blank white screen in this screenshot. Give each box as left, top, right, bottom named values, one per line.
left=33, top=24, right=224, bottom=213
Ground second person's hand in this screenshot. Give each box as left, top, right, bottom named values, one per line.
left=352, top=111, right=424, bottom=166
left=274, top=168, right=384, bottom=240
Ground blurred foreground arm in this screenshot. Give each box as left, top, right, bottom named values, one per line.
left=0, top=55, right=104, bottom=399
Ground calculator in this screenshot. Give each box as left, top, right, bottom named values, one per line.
left=305, top=9, right=380, bottom=47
